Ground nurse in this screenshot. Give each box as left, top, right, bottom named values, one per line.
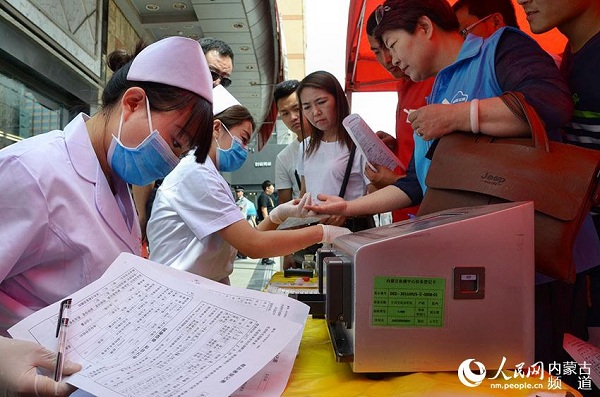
left=147, top=86, right=351, bottom=284
left=0, top=37, right=214, bottom=395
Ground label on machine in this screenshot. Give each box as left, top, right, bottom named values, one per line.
left=372, top=276, right=445, bottom=327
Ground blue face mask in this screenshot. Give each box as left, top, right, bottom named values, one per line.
left=216, top=124, right=248, bottom=172
left=107, top=98, right=180, bottom=186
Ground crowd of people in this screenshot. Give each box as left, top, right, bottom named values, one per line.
left=1, top=0, right=599, bottom=394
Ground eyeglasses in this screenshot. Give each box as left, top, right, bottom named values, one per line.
left=210, top=70, right=232, bottom=88
left=375, top=5, right=391, bottom=25
left=459, top=14, right=494, bottom=38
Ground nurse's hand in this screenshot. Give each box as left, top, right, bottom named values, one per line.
left=0, top=336, right=81, bottom=397
left=269, top=193, right=323, bottom=224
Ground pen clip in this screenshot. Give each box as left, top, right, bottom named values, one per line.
left=55, top=298, right=72, bottom=337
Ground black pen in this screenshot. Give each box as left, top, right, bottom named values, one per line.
left=54, top=298, right=72, bottom=382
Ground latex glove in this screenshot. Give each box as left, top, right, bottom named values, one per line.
left=269, top=193, right=322, bottom=224
left=0, top=336, right=81, bottom=397
left=319, top=224, right=352, bottom=244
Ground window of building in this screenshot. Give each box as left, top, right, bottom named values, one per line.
left=0, top=71, right=67, bottom=147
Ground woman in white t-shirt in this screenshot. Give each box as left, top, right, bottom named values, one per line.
left=148, top=87, right=351, bottom=284
left=296, top=70, right=373, bottom=232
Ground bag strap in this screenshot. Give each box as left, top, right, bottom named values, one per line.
left=499, top=91, right=550, bottom=152
left=339, top=144, right=356, bottom=198
left=294, top=170, right=301, bottom=190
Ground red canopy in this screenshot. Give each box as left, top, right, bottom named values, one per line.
left=345, top=0, right=568, bottom=94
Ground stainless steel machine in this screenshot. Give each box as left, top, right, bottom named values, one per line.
left=318, top=202, right=535, bottom=373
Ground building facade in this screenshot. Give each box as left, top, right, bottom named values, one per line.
left=0, top=0, right=140, bottom=149
left=1, top=0, right=307, bottom=203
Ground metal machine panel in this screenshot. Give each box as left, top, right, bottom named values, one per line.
left=326, top=202, right=535, bottom=373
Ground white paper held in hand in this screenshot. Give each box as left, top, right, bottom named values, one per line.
left=342, top=114, right=406, bottom=173
left=8, top=253, right=306, bottom=397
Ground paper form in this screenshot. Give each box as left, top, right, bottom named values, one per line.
left=9, top=253, right=305, bottom=397
left=563, top=333, right=600, bottom=388
left=106, top=255, right=309, bottom=397
left=342, top=113, right=407, bottom=173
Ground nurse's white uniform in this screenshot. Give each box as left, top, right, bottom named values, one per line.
left=147, top=153, right=244, bottom=283
left=0, top=114, right=141, bottom=335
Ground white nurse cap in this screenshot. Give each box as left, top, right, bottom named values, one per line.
left=212, top=85, right=242, bottom=115
left=127, top=36, right=213, bottom=103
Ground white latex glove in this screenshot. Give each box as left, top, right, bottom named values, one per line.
left=319, top=224, right=352, bottom=244
left=0, top=336, right=81, bottom=397
left=269, top=192, right=323, bottom=224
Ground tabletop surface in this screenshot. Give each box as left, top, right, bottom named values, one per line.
left=281, top=317, right=582, bottom=397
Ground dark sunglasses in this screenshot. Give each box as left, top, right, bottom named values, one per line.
left=210, top=70, right=232, bottom=88
left=375, top=4, right=391, bottom=25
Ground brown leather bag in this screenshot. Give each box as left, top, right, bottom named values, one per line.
left=418, top=92, right=600, bottom=282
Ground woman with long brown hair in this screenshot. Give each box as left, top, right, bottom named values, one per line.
left=297, top=70, right=374, bottom=232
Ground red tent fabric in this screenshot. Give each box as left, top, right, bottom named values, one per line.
left=345, top=0, right=568, bottom=94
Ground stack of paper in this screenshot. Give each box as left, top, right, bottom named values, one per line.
left=9, top=253, right=309, bottom=397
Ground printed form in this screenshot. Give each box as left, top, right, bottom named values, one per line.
left=563, top=333, right=600, bottom=388
left=342, top=113, right=407, bottom=173
left=102, top=254, right=310, bottom=397
left=9, top=253, right=308, bottom=397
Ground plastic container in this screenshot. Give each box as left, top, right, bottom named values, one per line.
left=302, top=254, right=316, bottom=277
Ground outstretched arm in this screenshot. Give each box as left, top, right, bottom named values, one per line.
left=305, top=185, right=412, bottom=217
left=218, top=219, right=349, bottom=258
left=218, top=194, right=350, bottom=257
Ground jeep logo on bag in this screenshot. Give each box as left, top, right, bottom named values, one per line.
left=481, top=172, right=506, bottom=185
